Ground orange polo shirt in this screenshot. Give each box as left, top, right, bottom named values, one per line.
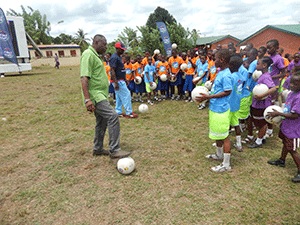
left=156, top=61, right=169, bottom=77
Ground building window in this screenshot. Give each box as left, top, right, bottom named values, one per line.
left=70, top=50, right=76, bottom=57
left=46, top=51, right=53, bottom=57
left=58, top=50, right=64, bottom=57
left=34, top=51, right=39, bottom=57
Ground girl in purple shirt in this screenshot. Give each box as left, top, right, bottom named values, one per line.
left=267, top=72, right=300, bottom=183
left=247, top=57, right=276, bottom=148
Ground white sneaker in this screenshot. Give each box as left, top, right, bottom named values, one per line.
left=147, top=100, right=154, bottom=105
left=205, top=154, right=223, bottom=160
left=233, top=143, right=243, bottom=152
left=264, top=133, right=274, bottom=138
left=211, top=164, right=232, bottom=173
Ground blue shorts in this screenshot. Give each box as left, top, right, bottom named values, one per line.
left=128, top=80, right=135, bottom=92
left=135, top=79, right=146, bottom=93
left=158, top=79, right=169, bottom=91
left=169, top=72, right=182, bottom=86
left=183, top=74, right=194, bottom=92
left=109, top=83, right=115, bottom=94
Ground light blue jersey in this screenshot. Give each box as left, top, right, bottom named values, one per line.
left=229, top=71, right=245, bottom=112
left=209, top=68, right=233, bottom=113
left=196, top=59, right=208, bottom=83
left=144, top=64, right=155, bottom=83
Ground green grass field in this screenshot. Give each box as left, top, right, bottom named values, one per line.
left=1, top=66, right=300, bottom=224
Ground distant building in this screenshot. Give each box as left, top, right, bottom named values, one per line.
left=237, top=24, right=300, bottom=55
left=196, top=35, right=241, bottom=51
left=28, top=43, right=81, bottom=67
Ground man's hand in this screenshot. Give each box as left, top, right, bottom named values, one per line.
left=86, top=101, right=95, bottom=113
left=114, top=82, right=119, bottom=91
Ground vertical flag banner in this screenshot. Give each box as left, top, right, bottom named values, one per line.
left=0, top=8, right=18, bottom=65
left=156, top=22, right=172, bottom=56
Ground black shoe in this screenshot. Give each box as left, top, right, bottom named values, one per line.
left=110, top=150, right=131, bottom=159
left=93, top=149, right=110, bottom=156
left=247, top=142, right=262, bottom=148
left=262, top=139, right=266, bottom=144
left=292, top=174, right=300, bottom=183
left=267, top=159, right=285, bottom=167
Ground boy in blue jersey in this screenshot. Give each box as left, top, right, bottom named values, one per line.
left=144, top=56, right=156, bottom=105
left=229, top=54, right=245, bottom=152
left=195, top=49, right=233, bottom=172
left=195, top=55, right=209, bottom=109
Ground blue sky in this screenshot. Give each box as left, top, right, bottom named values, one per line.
left=2, top=0, right=300, bottom=43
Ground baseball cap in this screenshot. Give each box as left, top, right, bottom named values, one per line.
left=115, top=42, right=127, bottom=50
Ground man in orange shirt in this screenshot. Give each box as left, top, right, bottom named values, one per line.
left=168, top=49, right=184, bottom=100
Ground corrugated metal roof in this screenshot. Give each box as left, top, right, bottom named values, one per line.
left=196, top=35, right=240, bottom=45
left=28, top=44, right=80, bottom=49
left=237, top=24, right=300, bottom=46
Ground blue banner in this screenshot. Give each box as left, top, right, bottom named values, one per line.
left=0, top=8, right=18, bottom=65
left=156, top=22, right=172, bottom=56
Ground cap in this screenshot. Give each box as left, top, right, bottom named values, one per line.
left=115, top=42, right=127, bottom=50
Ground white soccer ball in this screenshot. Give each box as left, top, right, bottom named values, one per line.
left=139, top=104, right=148, bottom=113
left=193, top=77, right=202, bottom=85
left=191, top=86, right=209, bottom=103
left=154, top=49, right=160, bottom=55
left=180, top=63, right=188, bottom=72
left=134, top=76, right=142, bottom=84
left=253, top=84, right=269, bottom=100
left=1, top=75, right=4, bottom=78
left=252, top=70, right=263, bottom=82
left=264, top=105, right=284, bottom=124
left=160, top=74, right=168, bottom=82
left=172, top=43, right=177, bottom=49
left=182, top=72, right=186, bottom=79
left=205, top=80, right=213, bottom=90
left=149, top=82, right=157, bottom=90
left=170, top=75, right=177, bottom=83
left=117, top=157, right=135, bottom=175
left=282, top=89, right=291, bottom=102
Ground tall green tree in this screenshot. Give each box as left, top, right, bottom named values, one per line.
left=53, top=33, right=74, bottom=44
left=146, top=7, right=176, bottom=30
left=117, top=27, right=142, bottom=56
left=74, top=29, right=90, bottom=53
left=7, top=5, right=51, bottom=44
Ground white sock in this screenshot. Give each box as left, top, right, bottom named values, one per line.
left=248, top=135, right=254, bottom=139
left=223, top=153, right=231, bottom=168
left=216, top=147, right=223, bottom=158
left=236, top=135, right=242, bottom=147
left=266, top=129, right=273, bottom=135
left=256, top=138, right=263, bottom=145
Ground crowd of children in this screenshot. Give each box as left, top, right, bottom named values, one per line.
left=101, top=40, right=300, bottom=182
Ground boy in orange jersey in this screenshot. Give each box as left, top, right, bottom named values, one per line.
left=207, top=51, right=218, bottom=82
left=168, top=49, right=184, bottom=100
left=156, top=55, right=170, bottom=100
left=105, top=59, right=115, bottom=102
left=124, top=56, right=135, bottom=98
left=133, top=55, right=145, bottom=102
left=184, top=49, right=197, bottom=102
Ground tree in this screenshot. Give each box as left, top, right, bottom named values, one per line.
left=74, top=29, right=90, bottom=53
left=146, top=7, right=176, bottom=30
left=117, top=27, right=142, bottom=56
left=53, top=33, right=74, bottom=44
left=7, top=6, right=51, bottom=44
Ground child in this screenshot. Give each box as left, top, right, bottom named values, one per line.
left=144, top=56, right=156, bottom=105
left=105, top=60, right=115, bottom=103
left=195, top=49, right=233, bottom=172
left=258, top=46, right=267, bottom=59
left=133, top=55, right=145, bottom=102
left=207, top=52, right=218, bottom=82
left=156, top=55, right=170, bottom=100
left=247, top=56, right=277, bottom=148
left=124, top=56, right=135, bottom=98
left=168, top=49, right=184, bottom=100
left=267, top=72, right=300, bottom=183
left=184, top=50, right=197, bottom=102
left=228, top=55, right=245, bottom=152
left=195, top=55, right=209, bottom=109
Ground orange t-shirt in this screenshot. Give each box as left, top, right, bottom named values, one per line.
left=156, top=61, right=169, bottom=77
left=208, top=60, right=218, bottom=81
left=124, top=63, right=134, bottom=81
left=142, top=57, right=155, bottom=67
left=186, top=57, right=197, bottom=75
left=168, top=56, right=183, bottom=73
left=103, top=61, right=107, bottom=66
left=105, top=64, right=111, bottom=81
left=283, top=57, right=289, bottom=67
left=133, top=62, right=143, bottom=77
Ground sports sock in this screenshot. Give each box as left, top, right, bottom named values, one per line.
left=236, top=135, right=242, bottom=147
left=266, top=129, right=273, bottom=135
left=216, top=147, right=223, bottom=158
left=256, top=138, right=263, bottom=145
left=223, top=153, right=231, bottom=168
